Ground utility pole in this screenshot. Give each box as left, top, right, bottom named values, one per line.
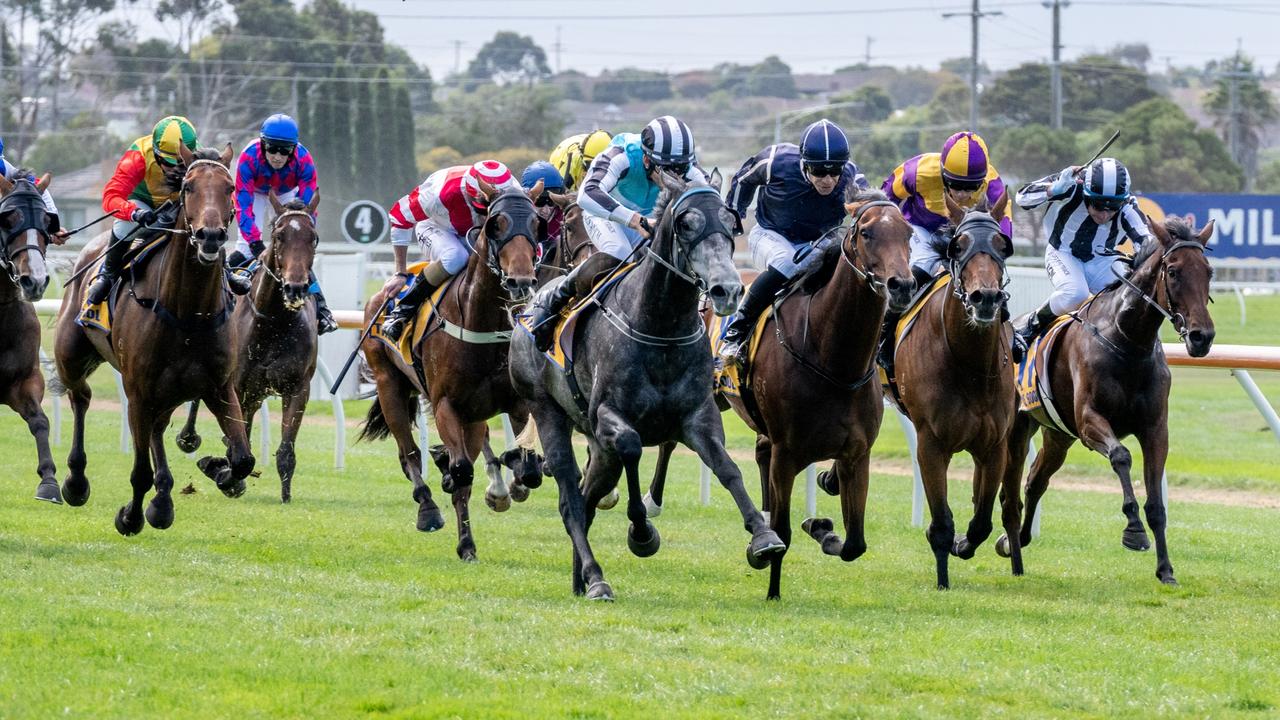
left=555, top=26, right=562, bottom=74
left=452, top=40, right=462, bottom=76
left=865, top=36, right=873, bottom=65
left=1045, top=0, right=1068, bottom=130
left=1218, top=40, right=1255, bottom=189
left=943, top=0, right=1001, bottom=133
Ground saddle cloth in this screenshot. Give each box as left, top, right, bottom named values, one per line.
left=1011, top=295, right=1103, bottom=438
left=368, top=260, right=456, bottom=365
left=710, top=289, right=776, bottom=401
left=76, top=235, right=175, bottom=333
left=518, top=261, right=638, bottom=371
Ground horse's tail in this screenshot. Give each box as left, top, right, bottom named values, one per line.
left=357, top=393, right=418, bottom=443
left=42, top=356, right=67, bottom=397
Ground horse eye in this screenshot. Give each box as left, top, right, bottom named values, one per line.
left=860, top=228, right=873, bottom=241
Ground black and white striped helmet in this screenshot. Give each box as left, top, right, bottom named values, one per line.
left=1082, top=158, right=1131, bottom=209
left=640, top=115, right=696, bottom=166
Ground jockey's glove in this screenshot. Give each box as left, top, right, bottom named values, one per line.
left=1050, top=167, right=1078, bottom=197
left=132, top=207, right=158, bottom=226
left=249, top=240, right=266, bottom=258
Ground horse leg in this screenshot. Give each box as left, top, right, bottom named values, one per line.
left=375, top=372, right=443, bottom=532
left=680, top=401, right=785, bottom=572
left=762, top=450, right=799, bottom=601
left=536, top=404, right=609, bottom=600
left=589, top=442, right=620, bottom=511
left=175, top=400, right=202, bottom=454
left=996, top=412, right=1033, bottom=571
left=755, top=435, right=772, bottom=523
left=916, top=433, right=955, bottom=589
left=953, top=445, right=1008, bottom=560
left=578, top=438, right=628, bottom=561
left=480, top=433, right=512, bottom=513
left=1020, top=427, right=1073, bottom=549
left=643, top=440, right=677, bottom=518
left=277, top=386, right=309, bottom=503
left=1137, top=424, right=1176, bottom=585
left=429, top=399, right=479, bottom=559
left=834, top=451, right=870, bottom=561
left=59, top=369, right=95, bottom=507
left=502, top=411, right=542, bottom=502
left=593, top=407, right=658, bottom=560
left=1079, top=408, right=1148, bottom=551
left=9, top=372, right=60, bottom=503
left=115, top=401, right=154, bottom=536
left=201, top=382, right=255, bottom=498
left=145, top=408, right=179, bottom=530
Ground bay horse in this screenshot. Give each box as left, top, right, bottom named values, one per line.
left=893, top=192, right=1019, bottom=589
left=510, top=169, right=785, bottom=601
left=1000, top=215, right=1215, bottom=586
left=174, top=193, right=322, bottom=503
left=54, top=144, right=255, bottom=534
left=359, top=179, right=542, bottom=562
left=0, top=172, right=59, bottom=502
left=534, top=196, right=595, bottom=287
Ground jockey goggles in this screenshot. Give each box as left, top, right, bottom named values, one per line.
left=804, top=161, right=843, bottom=178
left=1085, top=196, right=1126, bottom=212
left=262, top=140, right=296, bottom=157
left=943, top=176, right=983, bottom=192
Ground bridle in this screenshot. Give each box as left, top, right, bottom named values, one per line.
left=468, top=190, right=538, bottom=287
left=1107, top=239, right=1208, bottom=343
left=255, top=208, right=318, bottom=312
left=538, top=203, right=592, bottom=276
left=0, top=181, right=50, bottom=286
left=175, top=158, right=235, bottom=249
left=644, top=185, right=733, bottom=292
left=946, top=212, right=1011, bottom=316
left=841, top=200, right=900, bottom=297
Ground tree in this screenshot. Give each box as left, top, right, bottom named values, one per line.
left=466, top=32, right=550, bottom=86
left=1110, top=97, right=1242, bottom=193
left=834, top=85, right=894, bottom=124
left=22, top=111, right=123, bottom=175
left=592, top=68, right=671, bottom=104
left=1106, top=42, right=1151, bottom=72
left=746, top=55, right=796, bottom=98
left=421, top=84, right=566, bottom=157
left=155, top=0, right=225, bottom=53
left=1204, top=52, right=1278, bottom=191
left=992, top=124, right=1078, bottom=183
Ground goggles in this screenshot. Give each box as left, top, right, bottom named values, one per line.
left=1084, top=196, right=1126, bottom=212
left=262, top=141, right=296, bottom=157
left=943, top=177, right=983, bottom=192
left=804, top=162, right=843, bottom=178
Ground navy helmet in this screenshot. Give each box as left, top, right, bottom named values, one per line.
left=799, top=118, right=850, bottom=165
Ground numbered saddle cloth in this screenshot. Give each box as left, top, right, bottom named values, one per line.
left=76, top=234, right=175, bottom=333
left=368, top=260, right=456, bottom=365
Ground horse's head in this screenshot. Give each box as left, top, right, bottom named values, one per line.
left=843, top=189, right=916, bottom=313
left=477, top=178, right=538, bottom=300
left=0, top=172, right=52, bottom=301
left=266, top=192, right=321, bottom=311
left=653, top=168, right=743, bottom=316
left=178, top=143, right=236, bottom=264
left=944, top=190, right=1013, bottom=326
left=1149, top=214, right=1215, bottom=357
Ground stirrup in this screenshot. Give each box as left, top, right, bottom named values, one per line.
left=381, top=313, right=410, bottom=341
left=318, top=309, right=339, bottom=335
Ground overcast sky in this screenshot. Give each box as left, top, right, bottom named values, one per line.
left=104, top=0, right=1280, bottom=77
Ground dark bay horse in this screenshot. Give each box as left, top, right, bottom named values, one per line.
left=0, top=172, right=59, bottom=502
left=893, top=192, right=1019, bottom=589
left=1001, top=216, right=1215, bottom=586
left=534, top=197, right=595, bottom=287
left=175, top=193, right=322, bottom=503
left=359, top=180, right=542, bottom=562
left=54, top=144, right=255, bottom=534
left=510, top=170, right=784, bottom=601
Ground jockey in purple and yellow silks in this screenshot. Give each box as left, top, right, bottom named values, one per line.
left=229, top=113, right=335, bottom=334
left=875, top=131, right=1010, bottom=375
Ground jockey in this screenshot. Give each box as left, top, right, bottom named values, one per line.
left=1012, top=157, right=1152, bottom=358
left=88, top=116, right=199, bottom=305
left=379, top=160, right=520, bottom=341
left=549, top=129, right=612, bottom=193
left=526, top=115, right=705, bottom=352
left=228, top=113, right=336, bottom=334
left=520, top=160, right=566, bottom=258
left=876, top=131, right=1010, bottom=372
left=0, top=135, right=68, bottom=244
left=718, top=118, right=870, bottom=364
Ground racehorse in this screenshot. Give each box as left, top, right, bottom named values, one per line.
left=0, top=171, right=58, bottom=502
left=1000, top=215, right=1215, bottom=586
left=54, top=144, right=255, bottom=534
left=892, top=192, right=1019, bottom=589
left=641, top=189, right=917, bottom=600
left=174, top=193, right=322, bottom=503
left=359, top=179, right=542, bottom=562
left=510, top=169, right=785, bottom=601
left=534, top=196, right=595, bottom=287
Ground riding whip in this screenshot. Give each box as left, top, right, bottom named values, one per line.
left=1082, top=130, right=1121, bottom=168
left=62, top=221, right=150, bottom=285
left=329, top=294, right=394, bottom=396
left=62, top=211, right=115, bottom=237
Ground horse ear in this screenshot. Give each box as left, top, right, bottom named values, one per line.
left=0, top=174, right=13, bottom=195
left=268, top=191, right=285, bottom=215
left=1148, top=214, right=1173, bottom=246
left=548, top=190, right=573, bottom=209
left=708, top=167, right=723, bottom=193
left=659, top=169, right=685, bottom=195
left=35, top=173, right=52, bottom=192
left=219, top=142, right=234, bottom=168
left=178, top=142, right=195, bottom=167
left=526, top=179, right=544, bottom=200
left=478, top=177, right=496, bottom=200
left=307, top=191, right=321, bottom=215
left=943, top=190, right=966, bottom=225
left=990, top=190, right=1009, bottom=222
left=1194, top=219, right=1214, bottom=246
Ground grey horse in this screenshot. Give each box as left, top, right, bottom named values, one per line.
left=510, top=169, right=786, bottom=601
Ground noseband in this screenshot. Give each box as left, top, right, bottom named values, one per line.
left=258, top=209, right=318, bottom=308
left=1109, top=239, right=1208, bottom=342
left=0, top=182, right=50, bottom=285
left=947, top=213, right=1011, bottom=312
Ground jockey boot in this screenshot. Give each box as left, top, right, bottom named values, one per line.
left=85, top=230, right=132, bottom=305
left=381, top=261, right=451, bottom=342
left=718, top=267, right=788, bottom=366
left=911, top=264, right=934, bottom=290
left=311, top=272, right=338, bottom=335
left=225, top=269, right=252, bottom=296
left=529, top=252, right=622, bottom=352
left=1013, top=300, right=1056, bottom=363
left=876, top=308, right=901, bottom=378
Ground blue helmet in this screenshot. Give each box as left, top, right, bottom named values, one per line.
left=260, top=114, right=299, bottom=144
left=521, top=160, right=565, bottom=192
left=799, top=118, right=850, bottom=165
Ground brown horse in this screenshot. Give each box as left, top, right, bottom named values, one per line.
left=892, top=192, right=1019, bottom=589
left=0, top=172, right=59, bottom=502
left=174, top=193, right=322, bottom=503
left=1000, top=216, right=1215, bottom=586
left=54, top=144, right=255, bottom=534
left=534, top=198, right=595, bottom=287
left=359, top=180, right=541, bottom=561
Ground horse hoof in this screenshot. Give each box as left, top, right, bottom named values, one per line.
left=643, top=492, right=662, bottom=518
left=216, top=474, right=247, bottom=499
left=952, top=534, right=976, bottom=560
left=627, top=522, right=661, bottom=558
left=440, top=474, right=456, bottom=495
left=509, top=482, right=530, bottom=503
left=196, top=455, right=229, bottom=480
left=585, top=581, right=614, bottom=601
left=145, top=496, right=175, bottom=530
left=1159, top=574, right=1179, bottom=586
left=596, top=488, right=619, bottom=511
left=747, top=530, right=785, bottom=570
left=176, top=433, right=202, bottom=454
left=485, top=491, right=511, bottom=513
left=746, top=544, right=771, bottom=570
left=34, top=480, right=63, bottom=504
left=458, top=547, right=478, bottom=563
left=416, top=505, right=446, bottom=532
left=995, top=534, right=1012, bottom=558
left=519, top=471, right=543, bottom=490
left=61, top=477, right=90, bottom=507
left=1123, top=529, right=1152, bottom=552
left=114, top=505, right=143, bottom=536
left=801, top=517, right=834, bottom=538
left=815, top=469, right=839, bottom=497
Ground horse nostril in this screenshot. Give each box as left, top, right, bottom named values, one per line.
left=707, top=285, right=728, bottom=300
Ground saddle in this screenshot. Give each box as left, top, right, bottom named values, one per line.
left=369, top=260, right=457, bottom=365
left=1012, top=295, right=1101, bottom=438
left=76, top=234, right=181, bottom=334
left=879, top=273, right=952, bottom=416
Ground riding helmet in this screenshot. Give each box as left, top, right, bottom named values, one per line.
left=260, top=114, right=300, bottom=145
left=940, top=131, right=990, bottom=186
left=1082, top=158, right=1131, bottom=209
left=799, top=118, right=850, bottom=165
left=463, top=160, right=516, bottom=210
left=151, top=116, right=199, bottom=165
left=580, top=129, right=613, bottom=167
left=641, top=116, right=696, bottom=166
left=521, top=161, right=565, bottom=192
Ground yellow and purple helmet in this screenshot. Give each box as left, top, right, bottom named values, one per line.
left=151, top=116, right=199, bottom=165
left=940, top=131, right=989, bottom=187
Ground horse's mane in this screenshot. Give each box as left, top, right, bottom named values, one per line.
left=1163, top=215, right=1194, bottom=242
left=846, top=186, right=888, bottom=204
left=280, top=198, right=308, bottom=212
left=192, top=148, right=222, bottom=161
left=1096, top=229, right=1162, bottom=296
